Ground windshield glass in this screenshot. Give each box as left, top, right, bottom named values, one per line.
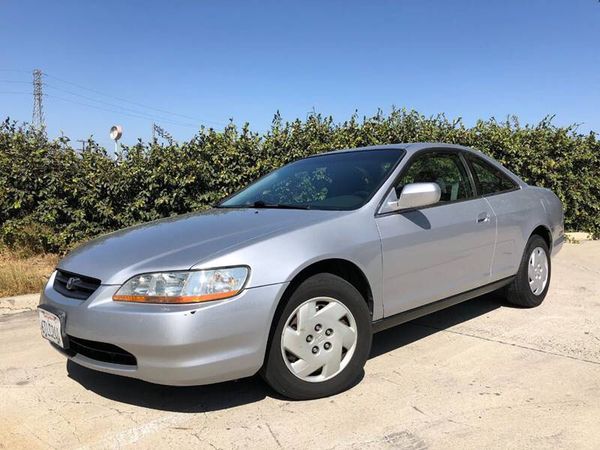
left=219, top=149, right=404, bottom=210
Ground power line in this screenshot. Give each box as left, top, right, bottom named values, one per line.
left=44, top=83, right=197, bottom=127
left=3, top=69, right=228, bottom=136
left=44, top=93, right=199, bottom=128
left=0, top=91, right=31, bottom=95
left=0, top=80, right=31, bottom=84
left=1, top=77, right=199, bottom=128
left=43, top=72, right=226, bottom=126
left=0, top=69, right=33, bottom=73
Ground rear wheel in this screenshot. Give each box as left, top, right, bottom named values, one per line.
left=262, top=273, right=372, bottom=400
left=505, top=235, right=551, bottom=307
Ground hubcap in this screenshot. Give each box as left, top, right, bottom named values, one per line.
left=528, top=246, right=549, bottom=295
left=281, top=297, right=358, bottom=382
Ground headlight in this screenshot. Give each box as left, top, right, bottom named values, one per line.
left=112, top=267, right=249, bottom=304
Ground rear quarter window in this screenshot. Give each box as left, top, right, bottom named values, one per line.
left=467, top=155, right=518, bottom=196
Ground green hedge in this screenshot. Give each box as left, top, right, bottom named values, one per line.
left=1, top=109, right=598, bottom=254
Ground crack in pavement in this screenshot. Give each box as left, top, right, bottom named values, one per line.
left=568, top=263, right=600, bottom=276
left=414, top=322, right=600, bottom=366
left=265, top=422, right=283, bottom=448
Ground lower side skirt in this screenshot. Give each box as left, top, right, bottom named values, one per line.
left=372, top=276, right=515, bottom=334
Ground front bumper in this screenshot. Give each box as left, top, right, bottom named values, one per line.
left=40, top=272, right=287, bottom=386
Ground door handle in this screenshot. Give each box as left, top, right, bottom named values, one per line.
left=477, top=212, right=490, bottom=223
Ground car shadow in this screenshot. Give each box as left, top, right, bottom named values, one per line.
left=67, top=361, right=272, bottom=412
left=369, top=291, right=504, bottom=358
left=67, top=291, right=505, bottom=412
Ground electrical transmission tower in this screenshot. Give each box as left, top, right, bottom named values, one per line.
left=32, top=69, right=45, bottom=131
left=152, top=123, right=175, bottom=145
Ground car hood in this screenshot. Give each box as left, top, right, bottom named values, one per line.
left=58, top=208, right=339, bottom=285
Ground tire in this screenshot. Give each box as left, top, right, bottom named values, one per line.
left=505, top=235, right=551, bottom=307
left=261, top=273, right=372, bottom=400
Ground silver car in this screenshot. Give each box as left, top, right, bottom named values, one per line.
left=38, top=143, right=564, bottom=399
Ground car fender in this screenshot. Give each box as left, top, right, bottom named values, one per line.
left=192, top=209, right=385, bottom=319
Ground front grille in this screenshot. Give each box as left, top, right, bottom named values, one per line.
left=54, top=270, right=101, bottom=300
left=67, top=335, right=137, bottom=366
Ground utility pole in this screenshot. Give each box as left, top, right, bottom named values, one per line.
left=32, top=69, right=45, bottom=132
left=306, top=106, right=317, bottom=121
left=76, top=139, right=87, bottom=152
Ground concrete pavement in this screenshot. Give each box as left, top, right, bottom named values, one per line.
left=0, top=293, right=39, bottom=315
left=1, top=241, right=599, bottom=449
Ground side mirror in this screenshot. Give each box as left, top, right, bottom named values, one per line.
left=380, top=182, right=441, bottom=213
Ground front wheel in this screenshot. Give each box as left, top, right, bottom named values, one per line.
left=505, top=235, right=551, bottom=307
left=262, top=273, right=372, bottom=400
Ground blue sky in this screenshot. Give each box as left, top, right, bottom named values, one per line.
left=1, top=0, right=599, bottom=148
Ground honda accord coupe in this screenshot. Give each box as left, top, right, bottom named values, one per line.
left=38, top=143, right=564, bottom=399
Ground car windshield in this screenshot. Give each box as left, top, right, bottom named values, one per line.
left=218, top=149, right=404, bottom=210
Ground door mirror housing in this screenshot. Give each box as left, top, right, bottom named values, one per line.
left=380, top=182, right=441, bottom=213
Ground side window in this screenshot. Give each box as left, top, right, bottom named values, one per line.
left=396, top=152, right=473, bottom=203
left=467, top=155, right=518, bottom=195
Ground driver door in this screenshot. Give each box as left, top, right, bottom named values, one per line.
left=375, top=150, right=496, bottom=317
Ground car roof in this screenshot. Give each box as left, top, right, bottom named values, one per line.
left=310, top=142, right=482, bottom=157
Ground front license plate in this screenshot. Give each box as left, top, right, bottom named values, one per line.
left=39, top=309, right=64, bottom=348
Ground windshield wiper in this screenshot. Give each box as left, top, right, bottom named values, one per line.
left=251, top=200, right=310, bottom=210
